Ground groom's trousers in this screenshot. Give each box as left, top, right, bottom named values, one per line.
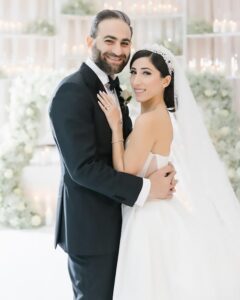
left=68, top=251, right=119, bottom=300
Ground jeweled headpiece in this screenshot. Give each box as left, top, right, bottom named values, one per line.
left=141, top=44, right=175, bottom=75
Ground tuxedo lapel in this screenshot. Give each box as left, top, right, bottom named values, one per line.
left=79, top=62, right=132, bottom=139
left=113, top=84, right=132, bottom=139
left=80, top=63, right=106, bottom=95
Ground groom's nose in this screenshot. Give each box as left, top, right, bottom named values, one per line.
left=111, top=43, right=123, bottom=56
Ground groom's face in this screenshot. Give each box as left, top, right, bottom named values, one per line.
left=87, top=18, right=132, bottom=75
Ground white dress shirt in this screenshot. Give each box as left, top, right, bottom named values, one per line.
left=85, top=57, right=150, bottom=207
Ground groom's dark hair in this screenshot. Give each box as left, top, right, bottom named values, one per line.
left=90, top=10, right=133, bottom=38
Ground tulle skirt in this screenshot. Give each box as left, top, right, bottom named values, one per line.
left=113, top=197, right=240, bottom=300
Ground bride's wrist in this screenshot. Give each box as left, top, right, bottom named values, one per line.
left=112, top=121, right=123, bottom=132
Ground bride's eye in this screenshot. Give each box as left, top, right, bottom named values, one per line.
left=130, top=70, right=136, bottom=75
left=143, top=71, right=151, bottom=75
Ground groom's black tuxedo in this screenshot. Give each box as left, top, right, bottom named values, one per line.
left=49, top=63, right=143, bottom=256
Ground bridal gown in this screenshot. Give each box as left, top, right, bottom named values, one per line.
left=113, top=152, right=240, bottom=300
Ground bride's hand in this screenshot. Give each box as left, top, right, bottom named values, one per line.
left=97, top=91, right=122, bottom=131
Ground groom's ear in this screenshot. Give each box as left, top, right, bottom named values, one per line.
left=86, top=36, right=94, bottom=49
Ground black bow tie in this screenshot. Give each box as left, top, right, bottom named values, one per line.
left=108, top=76, right=120, bottom=91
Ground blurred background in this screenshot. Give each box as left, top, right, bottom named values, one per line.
left=0, top=0, right=239, bottom=299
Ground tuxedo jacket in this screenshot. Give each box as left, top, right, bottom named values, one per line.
left=49, top=63, right=143, bottom=256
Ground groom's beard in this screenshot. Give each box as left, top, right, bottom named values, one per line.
left=92, top=44, right=129, bottom=75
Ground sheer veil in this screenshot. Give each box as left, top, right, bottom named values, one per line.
left=143, top=44, right=240, bottom=238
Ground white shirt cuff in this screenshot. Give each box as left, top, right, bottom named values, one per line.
left=135, top=178, right=151, bottom=207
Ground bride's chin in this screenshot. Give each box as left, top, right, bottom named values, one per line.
left=135, top=97, right=146, bottom=103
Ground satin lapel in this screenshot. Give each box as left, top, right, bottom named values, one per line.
left=79, top=63, right=131, bottom=138
left=80, top=63, right=107, bottom=96
left=115, top=87, right=132, bottom=139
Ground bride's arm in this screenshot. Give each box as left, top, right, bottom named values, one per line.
left=97, top=91, right=155, bottom=175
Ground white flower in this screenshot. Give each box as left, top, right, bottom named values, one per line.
left=120, top=89, right=132, bottom=104
left=17, top=202, right=25, bottom=212
left=9, top=218, right=20, bottom=228
left=31, top=215, right=42, bottom=227
left=219, top=109, right=229, bottom=118
left=13, top=188, right=22, bottom=195
left=236, top=141, right=240, bottom=150
left=236, top=168, right=240, bottom=178
left=228, top=168, right=235, bottom=179
left=219, top=126, right=230, bottom=136
left=204, top=89, right=217, bottom=97
left=221, top=90, right=228, bottom=98
left=120, top=84, right=127, bottom=90
left=26, top=108, right=35, bottom=116
left=24, top=145, right=33, bottom=154
left=4, top=169, right=14, bottom=179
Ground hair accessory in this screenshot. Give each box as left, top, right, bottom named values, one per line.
left=141, top=44, right=175, bottom=75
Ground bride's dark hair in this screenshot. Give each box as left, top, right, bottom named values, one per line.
left=130, top=50, right=175, bottom=112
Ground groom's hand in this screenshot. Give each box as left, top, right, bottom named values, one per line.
left=148, top=163, right=177, bottom=200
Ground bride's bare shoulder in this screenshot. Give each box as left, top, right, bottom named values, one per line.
left=135, top=107, right=172, bottom=128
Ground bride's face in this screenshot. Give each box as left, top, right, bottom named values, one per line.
left=130, top=57, right=170, bottom=104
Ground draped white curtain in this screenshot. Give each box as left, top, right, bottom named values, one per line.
left=187, top=0, right=240, bottom=113
left=0, top=0, right=239, bottom=118
left=188, top=0, right=240, bottom=21
left=187, top=0, right=240, bottom=64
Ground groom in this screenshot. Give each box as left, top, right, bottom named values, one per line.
left=49, top=9, right=176, bottom=300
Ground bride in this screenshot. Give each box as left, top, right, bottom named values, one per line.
left=97, top=44, right=240, bottom=300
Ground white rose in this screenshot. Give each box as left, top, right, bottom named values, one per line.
left=120, top=84, right=127, bottom=90
left=219, top=109, right=229, bottom=117
left=120, top=89, right=132, bottom=103
left=219, top=126, right=230, bottom=136
left=4, top=169, right=14, bottom=179
left=236, top=168, right=240, bottom=178
left=236, top=141, right=240, bottom=150
left=26, top=108, right=34, bottom=117
left=0, top=212, right=6, bottom=223
left=31, top=215, right=42, bottom=227
left=17, top=202, right=25, bottom=212
left=227, top=168, right=235, bottom=179
left=221, top=90, right=228, bottom=98
left=13, top=188, right=22, bottom=195
left=24, top=145, right=33, bottom=154
left=10, top=218, right=19, bottom=228
left=204, top=89, right=217, bottom=97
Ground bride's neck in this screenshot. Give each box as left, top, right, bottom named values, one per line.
left=141, top=97, right=165, bottom=114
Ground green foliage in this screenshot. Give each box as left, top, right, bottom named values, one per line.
left=188, top=71, right=240, bottom=199
left=188, top=20, right=213, bottom=34
left=61, top=0, right=96, bottom=15
left=158, top=39, right=182, bottom=56
left=0, top=71, right=65, bottom=228
left=24, top=20, right=56, bottom=36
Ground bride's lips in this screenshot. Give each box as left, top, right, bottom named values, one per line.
left=134, top=88, right=146, bottom=96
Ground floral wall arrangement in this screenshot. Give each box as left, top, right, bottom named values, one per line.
left=24, top=20, right=56, bottom=36
left=61, top=0, right=96, bottom=15
left=188, top=71, right=240, bottom=199
left=0, top=71, right=65, bottom=228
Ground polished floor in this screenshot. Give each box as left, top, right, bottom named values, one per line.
left=0, top=227, right=72, bottom=300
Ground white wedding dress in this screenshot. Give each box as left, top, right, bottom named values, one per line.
left=113, top=152, right=240, bottom=300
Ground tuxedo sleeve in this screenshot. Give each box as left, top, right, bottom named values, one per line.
left=49, top=82, right=143, bottom=207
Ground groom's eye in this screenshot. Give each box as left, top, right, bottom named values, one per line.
left=121, top=41, right=130, bottom=46
left=105, top=39, right=113, bottom=44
